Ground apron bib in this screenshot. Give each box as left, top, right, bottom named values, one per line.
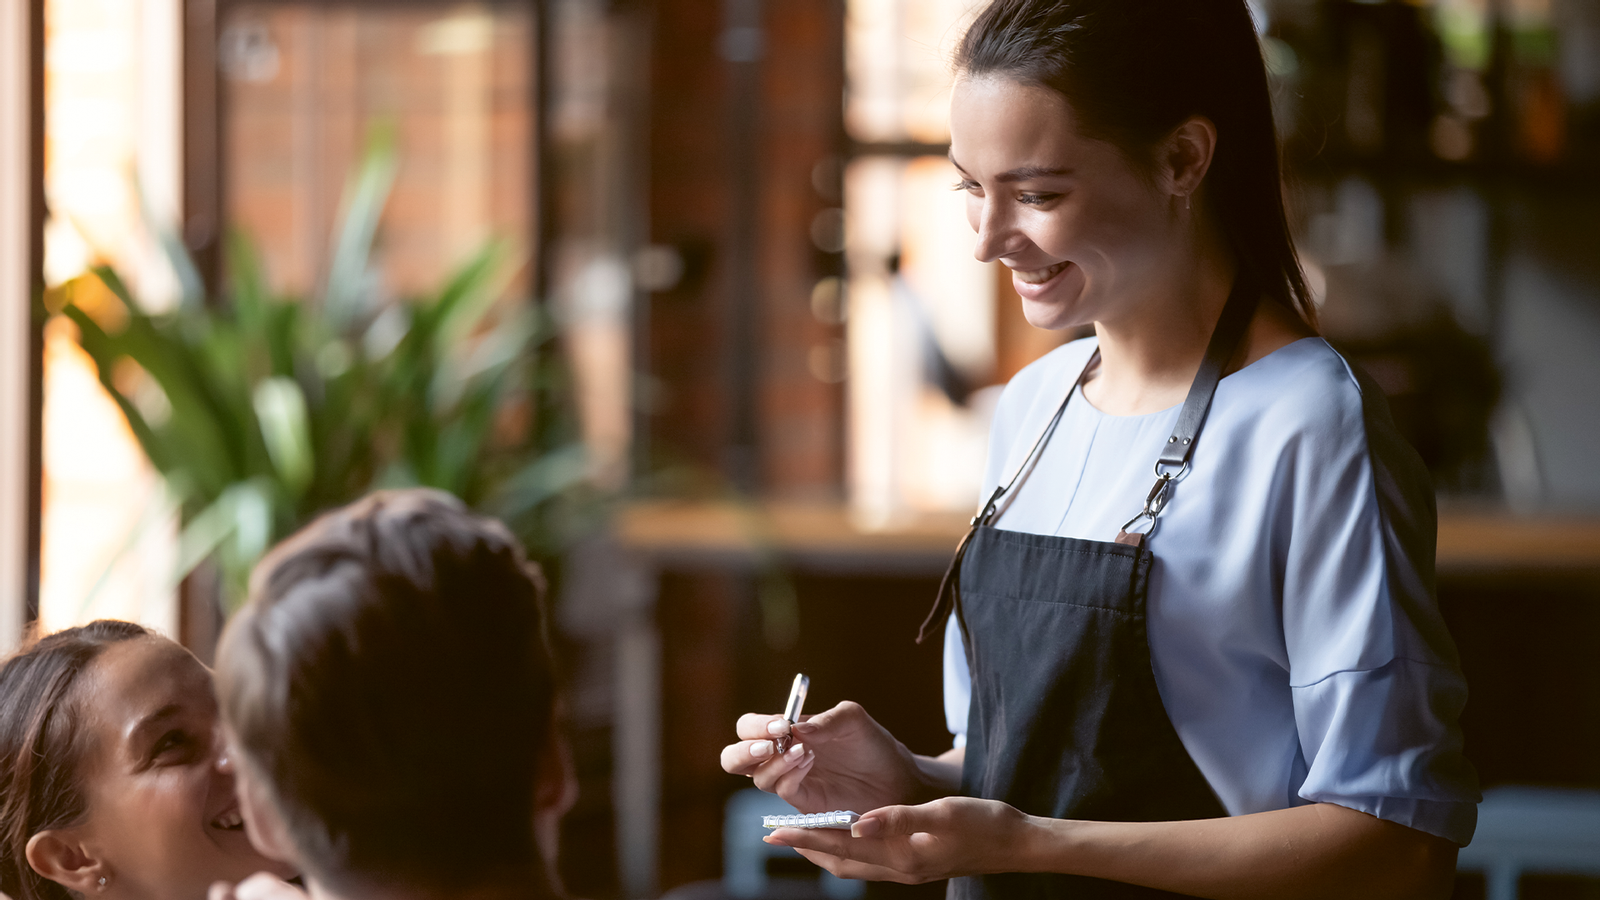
left=919, top=279, right=1260, bottom=899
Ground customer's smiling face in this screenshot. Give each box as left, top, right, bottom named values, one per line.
left=950, top=75, right=1180, bottom=331
left=30, top=637, right=294, bottom=900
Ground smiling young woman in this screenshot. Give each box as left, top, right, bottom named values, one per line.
left=0, top=621, right=294, bottom=900
left=721, top=0, right=1479, bottom=897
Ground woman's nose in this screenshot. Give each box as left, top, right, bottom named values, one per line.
left=971, top=201, right=1017, bottom=264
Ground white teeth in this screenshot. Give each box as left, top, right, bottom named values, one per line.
left=212, top=810, right=243, bottom=830
left=1013, top=261, right=1069, bottom=285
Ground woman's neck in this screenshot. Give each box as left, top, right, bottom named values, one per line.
left=1080, top=218, right=1312, bottom=417
left=1081, top=230, right=1237, bottom=417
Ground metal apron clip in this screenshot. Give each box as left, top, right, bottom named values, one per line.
left=1119, top=458, right=1190, bottom=539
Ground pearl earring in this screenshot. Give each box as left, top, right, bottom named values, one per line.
left=98, top=876, right=107, bottom=888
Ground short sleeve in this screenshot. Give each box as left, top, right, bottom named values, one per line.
left=943, top=615, right=971, bottom=749
left=1281, top=358, right=1480, bottom=845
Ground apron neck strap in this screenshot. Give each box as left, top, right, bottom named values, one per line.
left=917, top=273, right=1261, bottom=643
left=1115, top=274, right=1260, bottom=546
left=1157, top=274, right=1261, bottom=472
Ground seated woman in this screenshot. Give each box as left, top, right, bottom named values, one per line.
left=214, top=488, right=577, bottom=900
left=0, top=619, right=296, bottom=900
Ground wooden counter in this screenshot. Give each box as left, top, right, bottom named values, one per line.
left=617, top=500, right=1600, bottom=575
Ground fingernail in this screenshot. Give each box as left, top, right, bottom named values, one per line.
left=787, top=742, right=806, bottom=757
left=750, top=741, right=773, bottom=759
left=792, top=721, right=817, bottom=734
left=852, top=818, right=881, bottom=838
left=767, top=720, right=788, bottom=736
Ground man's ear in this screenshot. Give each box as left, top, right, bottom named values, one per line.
left=234, top=762, right=298, bottom=866
left=534, top=727, right=579, bottom=821
left=533, top=712, right=579, bottom=878
left=1161, top=115, right=1219, bottom=204
left=25, top=829, right=104, bottom=895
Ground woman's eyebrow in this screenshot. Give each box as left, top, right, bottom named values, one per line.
left=947, top=156, right=1074, bottom=183
left=126, top=703, right=182, bottom=745
left=995, top=165, right=1073, bottom=182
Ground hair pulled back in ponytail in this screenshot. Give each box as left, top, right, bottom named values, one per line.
left=956, top=0, right=1316, bottom=327
left=0, top=620, right=153, bottom=900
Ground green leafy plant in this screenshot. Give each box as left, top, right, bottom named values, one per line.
left=53, top=129, right=593, bottom=609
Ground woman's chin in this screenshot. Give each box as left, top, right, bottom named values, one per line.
left=1015, top=265, right=1091, bottom=331
left=1020, top=296, right=1091, bottom=332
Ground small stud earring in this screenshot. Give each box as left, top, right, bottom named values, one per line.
left=1185, top=195, right=1191, bottom=211
left=98, top=876, right=107, bottom=888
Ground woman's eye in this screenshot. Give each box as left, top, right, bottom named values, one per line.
left=952, top=179, right=981, bottom=193
left=1018, top=192, right=1061, bottom=207
left=151, top=729, right=194, bottom=762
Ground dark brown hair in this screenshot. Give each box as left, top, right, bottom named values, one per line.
left=0, top=620, right=153, bottom=900
left=216, top=489, right=557, bottom=895
left=956, top=0, right=1316, bottom=327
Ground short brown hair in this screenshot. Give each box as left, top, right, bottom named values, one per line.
left=216, top=489, right=556, bottom=893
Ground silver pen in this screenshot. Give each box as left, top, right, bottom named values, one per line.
left=773, top=673, right=809, bottom=755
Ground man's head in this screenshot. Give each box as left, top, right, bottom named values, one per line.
left=215, top=489, right=567, bottom=895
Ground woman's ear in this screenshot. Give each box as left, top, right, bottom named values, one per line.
left=1162, top=115, right=1219, bottom=203
left=25, top=829, right=104, bottom=895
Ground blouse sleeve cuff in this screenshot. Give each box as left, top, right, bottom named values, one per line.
left=1299, top=792, right=1479, bottom=846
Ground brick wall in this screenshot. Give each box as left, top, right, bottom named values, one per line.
left=645, top=0, right=846, bottom=499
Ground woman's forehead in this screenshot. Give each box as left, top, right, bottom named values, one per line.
left=78, top=638, right=212, bottom=740
left=949, top=77, right=1093, bottom=170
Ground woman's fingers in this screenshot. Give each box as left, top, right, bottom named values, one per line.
left=766, top=828, right=924, bottom=884
left=767, top=744, right=816, bottom=798
left=720, top=738, right=774, bottom=775
left=788, top=847, right=914, bottom=884
left=719, top=736, right=811, bottom=784
left=853, top=803, right=935, bottom=838
left=735, top=712, right=787, bottom=741
left=751, top=742, right=812, bottom=793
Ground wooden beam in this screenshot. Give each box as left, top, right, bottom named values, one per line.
left=0, top=0, right=44, bottom=650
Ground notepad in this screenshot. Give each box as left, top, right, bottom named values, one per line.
left=762, top=811, right=861, bottom=830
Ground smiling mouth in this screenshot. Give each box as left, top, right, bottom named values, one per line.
left=211, top=809, right=244, bottom=831
left=1012, top=260, right=1071, bottom=285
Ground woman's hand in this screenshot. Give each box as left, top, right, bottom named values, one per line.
left=718, top=701, right=953, bottom=813
left=777, top=802, right=1458, bottom=900
left=764, top=797, right=1035, bottom=884
left=207, top=873, right=307, bottom=900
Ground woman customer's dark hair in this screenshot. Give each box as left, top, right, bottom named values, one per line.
left=216, top=489, right=557, bottom=895
left=0, top=620, right=153, bottom=900
left=956, top=0, right=1316, bottom=327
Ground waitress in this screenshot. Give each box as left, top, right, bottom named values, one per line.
left=720, top=0, right=1480, bottom=896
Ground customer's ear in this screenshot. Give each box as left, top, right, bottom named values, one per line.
left=234, top=763, right=298, bottom=865
left=25, top=829, right=104, bottom=895
left=533, top=714, right=579, bottom=877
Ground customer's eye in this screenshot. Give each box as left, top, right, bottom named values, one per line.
left=1018, top=192, right=1061, bottom=207
left=951, top=178, right=981, bottom=193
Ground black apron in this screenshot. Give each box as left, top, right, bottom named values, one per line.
left=917, top=279, right=1259, bottom=899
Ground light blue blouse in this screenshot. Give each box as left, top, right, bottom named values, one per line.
left=943, top=336, right=1481, bottom=846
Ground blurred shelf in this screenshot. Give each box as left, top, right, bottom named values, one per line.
left=1436, top=513, right=1600, bottom=575
left=616, top=501, right=1600, bottom=577
left=614, top=500, right=966, bottom=575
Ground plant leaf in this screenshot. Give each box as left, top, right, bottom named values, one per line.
left=324, top=121, right=400, bottom=331
left=252, top=377, right=314, bottom=497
